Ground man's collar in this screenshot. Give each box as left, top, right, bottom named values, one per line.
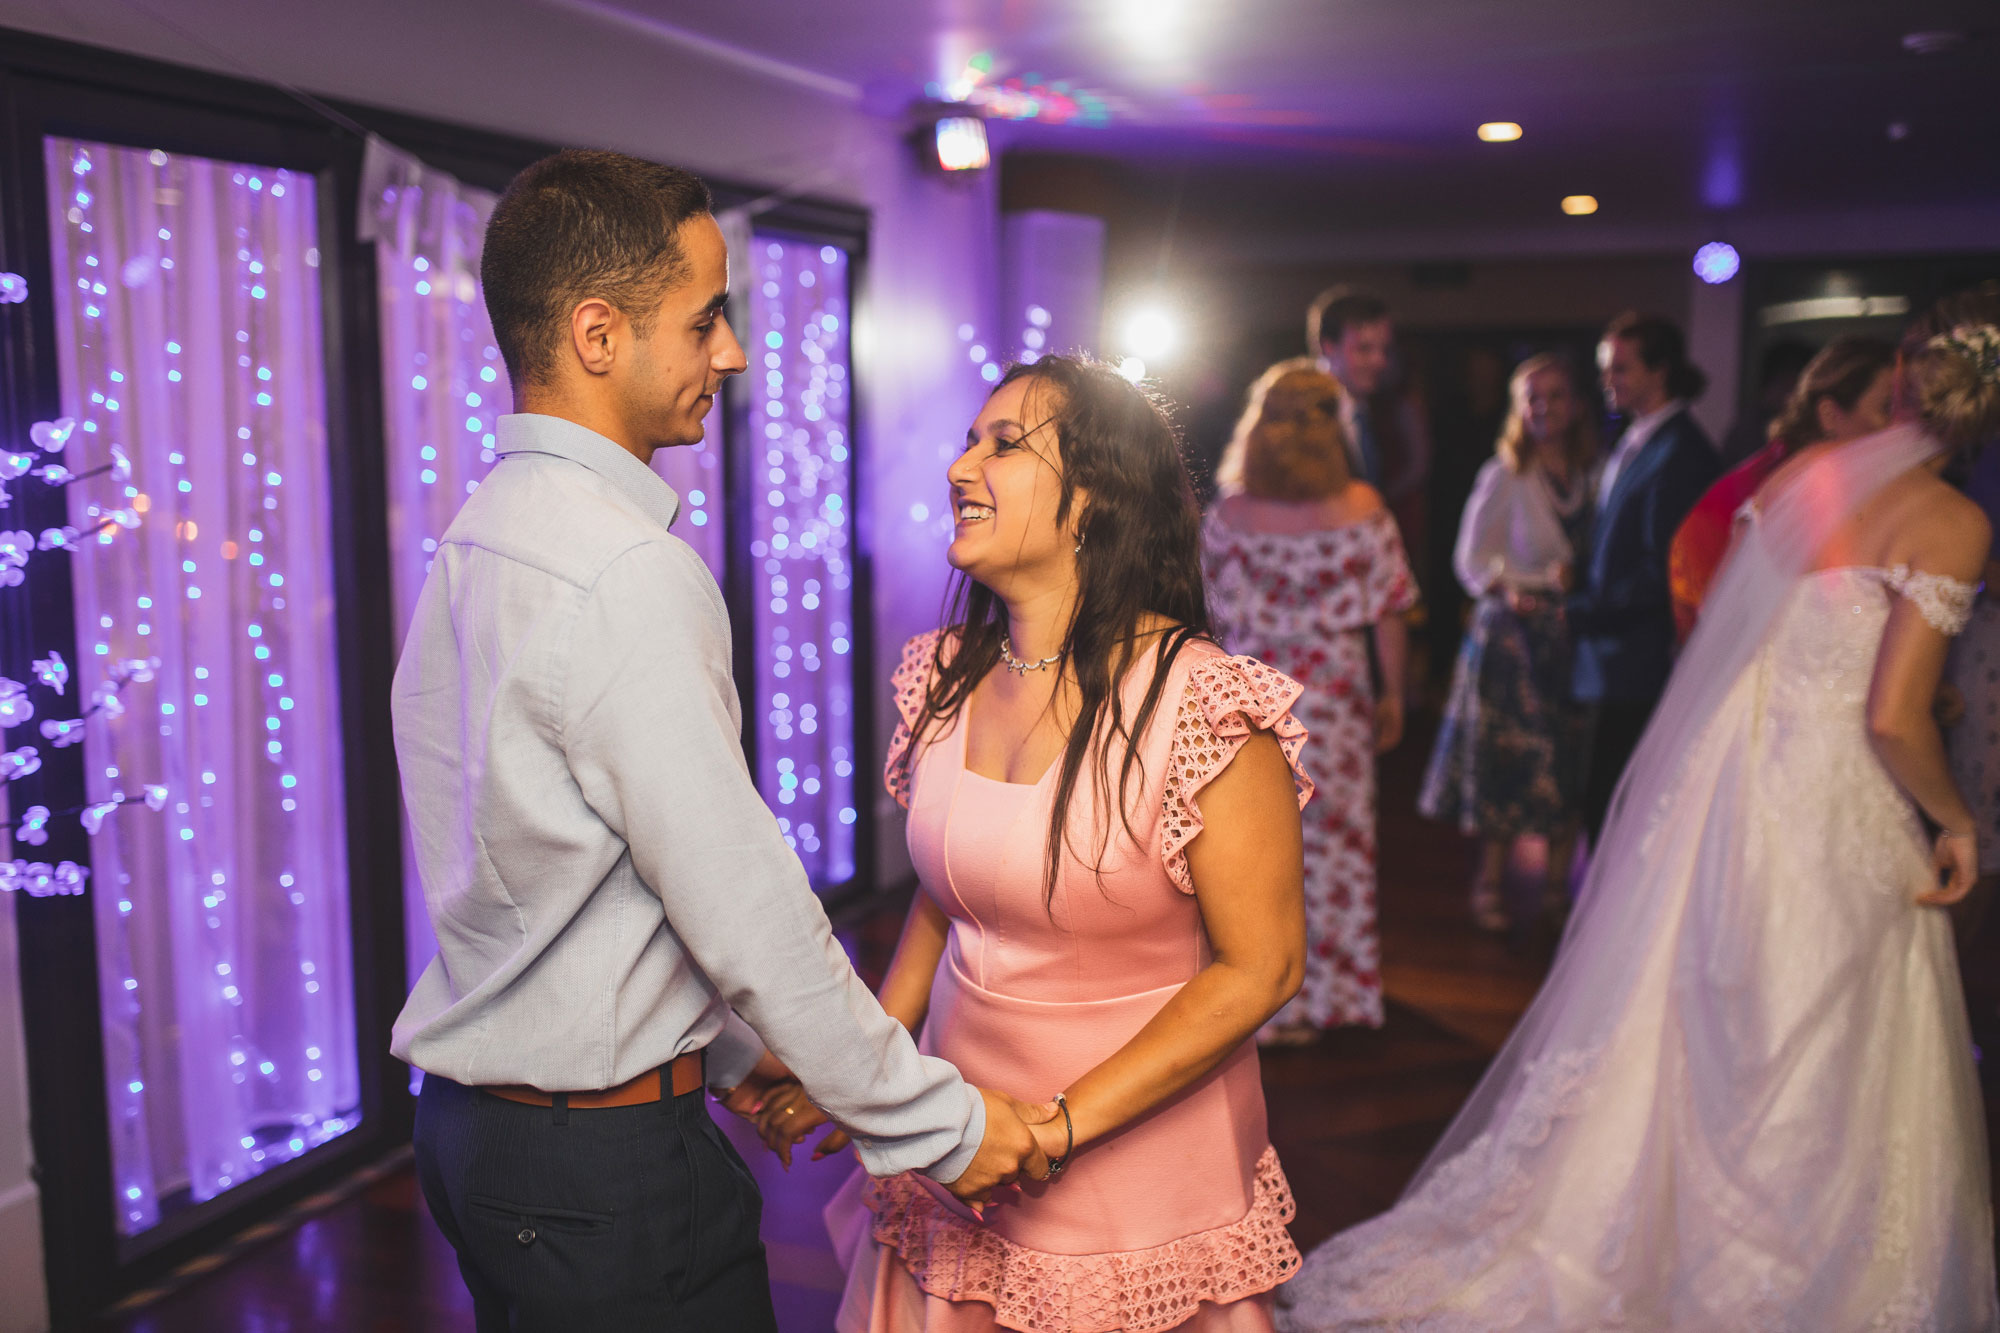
left=493, top=413, right=681, bottom=533
left=1620, top=398, right=1686, bottom=451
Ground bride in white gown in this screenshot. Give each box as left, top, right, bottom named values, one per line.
left=1279, top=288, right=2000, bottom=1332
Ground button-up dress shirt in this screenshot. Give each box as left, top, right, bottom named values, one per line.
left=1596, top=398, right=1687, bottom=505
left=390, top=413, right=983, bottom=1182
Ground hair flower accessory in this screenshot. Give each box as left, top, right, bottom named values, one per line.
left=1928, top=323, right=2000, bottom=386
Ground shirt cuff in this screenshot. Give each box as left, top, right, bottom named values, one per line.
left=919, top=1085, right=986, bottom=1185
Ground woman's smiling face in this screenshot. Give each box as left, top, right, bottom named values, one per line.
left=945, top=375, right=1079, bottom=589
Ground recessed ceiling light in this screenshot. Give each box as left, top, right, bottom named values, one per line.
left=1561, top=195, right=1598, bottom=216
left=1887, top=121, right=1910, bottom=141
left=1477, top=122, right=1522, bottom=142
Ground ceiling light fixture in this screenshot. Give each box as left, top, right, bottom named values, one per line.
left=1477, top=122, right=1522, bottom=142
left=1561, top=195, right=1598, bottom=216
left=926, top=115, right=991, bottom=173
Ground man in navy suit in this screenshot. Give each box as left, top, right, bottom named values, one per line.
left=1570, top=312, right=1721, bottom=841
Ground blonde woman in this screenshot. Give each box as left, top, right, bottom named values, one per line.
left=1418, top=354, right=1598, bottom=930
left=1203, top=359, right=1417, bottom=1039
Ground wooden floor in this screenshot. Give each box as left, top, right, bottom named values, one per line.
left=98, top=719, right=2000, bottom=1331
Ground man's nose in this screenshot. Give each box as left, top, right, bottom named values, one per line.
left=714, top=316, right=748, bottom=376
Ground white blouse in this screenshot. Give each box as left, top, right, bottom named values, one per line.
left=1452, top=456, right=1594, bottom=597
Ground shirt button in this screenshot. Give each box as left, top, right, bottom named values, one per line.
left=517, top=1227, right=537, bottom=1246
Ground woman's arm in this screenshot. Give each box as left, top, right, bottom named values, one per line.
left=1372, top=613, right=1409, bottom=753
left=1452, top=462, right=1507, bottom=597
left=1867, top=499, right=1991, bottom=906
left=1031, top=730, right=1305, bottom=1158
left=876, top=893, right=951, bottom=1032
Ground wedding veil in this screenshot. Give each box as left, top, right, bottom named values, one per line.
left=1402, top=421, right=1947, bottom=1193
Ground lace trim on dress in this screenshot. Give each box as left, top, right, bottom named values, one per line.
left=884, top=629, right=947, bottom=810
left=867, top=1144, right=1302, bottom=1333
left=1161, top=654, right=1313, bottom=894
left=1275, top=1045, right=1602, bottom=1330
left=1880, top=564, right=1977, bottom=636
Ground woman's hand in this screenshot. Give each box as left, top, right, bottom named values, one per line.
left=1373, top=693, right=1404, bottom=753
left=746, top=1078, right=849, bottom=1168
left=1921, top=830, right=1979, bottom=907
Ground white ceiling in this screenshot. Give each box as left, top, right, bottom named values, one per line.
left=603, top=0, right=2000, bottom=227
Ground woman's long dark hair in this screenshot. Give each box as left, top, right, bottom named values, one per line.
left=896, top=356, right=1212, bottom=903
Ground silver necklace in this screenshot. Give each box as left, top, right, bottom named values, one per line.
left=999, top=636, right=1063, bottom=676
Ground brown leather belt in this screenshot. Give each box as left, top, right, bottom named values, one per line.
left=484, top=1049, right=706, bottom=1108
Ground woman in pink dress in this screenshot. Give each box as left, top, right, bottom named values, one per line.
left=747, top=355, right=1315, bottom=1331
left=1202, top=361, right=1417, bottom=1037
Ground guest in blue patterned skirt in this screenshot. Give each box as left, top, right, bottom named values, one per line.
left=1419, top=354, right=1598, bottom=930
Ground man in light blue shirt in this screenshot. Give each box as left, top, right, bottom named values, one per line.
left=393, top=149, right=1050, bottom=1331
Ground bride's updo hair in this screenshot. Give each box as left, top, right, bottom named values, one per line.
left=1900, top=280, right=2000, bottom=451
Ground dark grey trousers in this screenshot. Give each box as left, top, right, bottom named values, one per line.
left=413, top=1072, right=779, bottom=1332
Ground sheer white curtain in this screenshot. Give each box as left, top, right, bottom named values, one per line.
left=46, top=138, right=357, bottom=1235
left=362, top=140, right=729, bottom=994
left=360, top=138, right=507, bottom=992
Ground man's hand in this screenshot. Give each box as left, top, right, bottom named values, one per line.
left=944, top=1089, right=1058, bottom=1209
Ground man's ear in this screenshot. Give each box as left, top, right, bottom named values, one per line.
left=570, top=298, right=619, bottom=378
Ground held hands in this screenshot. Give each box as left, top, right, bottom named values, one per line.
left=945, top=1088, right=1059, bottom=1210
left=718, top=1072, right=1060, bottom=1207
left=1921, top=829, right=1978, bottom=907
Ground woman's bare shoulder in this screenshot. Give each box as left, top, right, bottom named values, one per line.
left=1886, top=471, right=1990, bottom=581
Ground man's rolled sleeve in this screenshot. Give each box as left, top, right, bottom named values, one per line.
left=561, top=541, right=983, bottom=1182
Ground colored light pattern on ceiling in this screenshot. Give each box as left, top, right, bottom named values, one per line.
left=46, top=138, right=359, bottom=1236
left=747, top=236, right=858, bottom=887
left=929, top=53, right=1113, bottom=126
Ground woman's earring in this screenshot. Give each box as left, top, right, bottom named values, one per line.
left=1073, top=531, right=1085, bottom=554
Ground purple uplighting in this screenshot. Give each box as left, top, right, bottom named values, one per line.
left=746, top=236, right=858, bottom=887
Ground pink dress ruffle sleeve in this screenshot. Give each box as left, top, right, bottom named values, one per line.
left=830, top=630, right=1313, bottom=1333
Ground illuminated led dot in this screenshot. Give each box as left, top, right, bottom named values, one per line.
left=420, top=468, right=437, bottom=484
left=412, top=375, right=428, bottom=390
left=480, top=366, right=497, bottom=382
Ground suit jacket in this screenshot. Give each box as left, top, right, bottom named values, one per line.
left=1568, top=408, right=1720, bottom=704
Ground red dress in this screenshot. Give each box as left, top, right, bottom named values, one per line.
left=1668, top=440, right=1785, bottom=643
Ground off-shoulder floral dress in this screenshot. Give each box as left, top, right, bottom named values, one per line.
left=825, top=631, right=1314, bottom=1333
left=1201, top=508, right=1418, bottom=1029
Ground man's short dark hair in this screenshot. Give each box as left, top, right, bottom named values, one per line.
left=1603, top=310, right=1709, bottom=402
left=481, top=150, right=714, bottom=388
left=1307, top=286, right=1390, bottom=354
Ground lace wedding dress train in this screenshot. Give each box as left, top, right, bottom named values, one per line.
left=1278, top=429, right=1998, bottom=1332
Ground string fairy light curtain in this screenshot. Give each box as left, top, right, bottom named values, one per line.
left=359, top=137, right=507, bottom=992
left=45, top=138, right=358, bottom=1236
left=360, top=138, right=729, bottom=996
left=744, top=233, right=858, bottom=886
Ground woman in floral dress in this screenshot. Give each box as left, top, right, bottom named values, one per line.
left=1417, top=354, right=1597, bottom=930
left=1203, top=360, right=1417, bottom=1038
